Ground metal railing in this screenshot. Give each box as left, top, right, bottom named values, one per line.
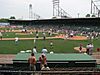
left=0, top=70, right=100, bottom=75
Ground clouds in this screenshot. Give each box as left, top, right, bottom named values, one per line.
left=0, top=0, right=91, bottom=19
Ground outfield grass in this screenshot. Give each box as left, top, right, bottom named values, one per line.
left=0, top=38, right=100, bottom=54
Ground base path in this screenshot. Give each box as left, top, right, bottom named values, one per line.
left=0, top=35, right=87, bottom=41
left=68, top=36, right=87, bottom=40
left=0, top=37, right=60, bottom=41
left=55, top=35, right=87, bottom=40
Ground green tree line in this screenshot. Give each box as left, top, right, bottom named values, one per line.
left=0, top=18, right=8, bottom=22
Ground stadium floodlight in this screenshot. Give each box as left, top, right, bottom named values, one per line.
left=91, top=0, right=100, bottom=17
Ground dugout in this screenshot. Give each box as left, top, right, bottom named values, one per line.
left=13, top=53, right=96, bottom=71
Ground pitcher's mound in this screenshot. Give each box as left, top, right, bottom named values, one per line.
left=74, top=47, right=86, bottom=52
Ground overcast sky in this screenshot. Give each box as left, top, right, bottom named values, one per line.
left=0, top=0, right=99, bottom=19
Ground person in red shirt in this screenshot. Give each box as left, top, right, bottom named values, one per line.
left=79, top=44, right=83, bottom=53
left=39, top=54, right=47, bottom=69
left=28, top=53, right=36, bottom=71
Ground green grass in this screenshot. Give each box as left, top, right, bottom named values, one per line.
left=2, top=32, right=56, bottom=38
left=0, top=38, right=100, bottom=54
left=0, top=32, right=100, bottom=54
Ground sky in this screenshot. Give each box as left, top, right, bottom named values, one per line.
left=0, top=0, right=99, bottom=19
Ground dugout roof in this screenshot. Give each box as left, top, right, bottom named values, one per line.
left=13, top=53, right=96, bottom=62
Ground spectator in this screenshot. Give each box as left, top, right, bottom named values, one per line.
left=28, top=53, right=36, bottom=71
left=41, top=64, right=50, bottom=71
left=39, top=53, right=47, bottom=69
left=32, top=46, right=37, bottom=53
left=42, top=47, right=48, bottom=53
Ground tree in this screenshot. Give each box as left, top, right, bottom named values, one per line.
left=0, top=18, right=8, bottom=22
left=10, top=16, right=16, bottom=19
left=86, top=14, right=90, bottom=17
left=91, top=14, right=95, bottom=17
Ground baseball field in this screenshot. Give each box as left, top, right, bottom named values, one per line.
left=0, top=31, right=100, bottom=54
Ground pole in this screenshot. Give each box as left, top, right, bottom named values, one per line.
left=91, top=0, right=93, bottom=14
left=78, top=13, right=80, bottom=18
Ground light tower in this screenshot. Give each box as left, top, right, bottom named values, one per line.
left=53, top=0, right=60, bottom=17
left=52, top=0, right=71, bottom=18
left=91, top=0, right=100, bottom=17
left=29, top=4, right=33, bottom=19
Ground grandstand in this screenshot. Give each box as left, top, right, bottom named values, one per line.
left=9, top=18, right=100, bottom=26
left=1, top=0, right=100, bottom=75
left=8, top=18, right=100, bottom=33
